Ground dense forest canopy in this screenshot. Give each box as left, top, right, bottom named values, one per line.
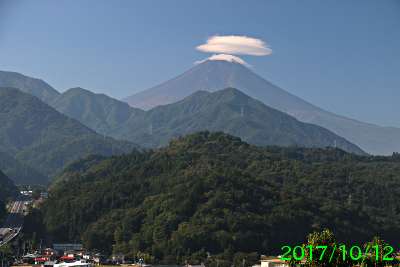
left=39, top=131, right=400, bottom=264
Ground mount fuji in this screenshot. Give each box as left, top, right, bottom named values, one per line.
left=122, top=59, right=400, bottom=155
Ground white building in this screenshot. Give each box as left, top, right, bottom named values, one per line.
left=53, top=244, right=83, bottom=251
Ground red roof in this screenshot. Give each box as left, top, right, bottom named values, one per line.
left=36, top=258, right=49, bottom=261
left=43, top=255, right=55, bottom=257
left=61, top=257, right=75, bottom=260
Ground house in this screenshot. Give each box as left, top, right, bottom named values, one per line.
left=260, top=259, right=287, bottom=267
left=22, top=254, right=43, bottom=264
left=112, top=253, right=124, bottom=263
left=82, top=252, right=95, bottom=261
left=93, top=254, right=106, bottom=265
left=44, top=248, right=59, bottom=255
left=66, top=252, right=78, bottom=259
left=41, top=191, right=50, bottom=198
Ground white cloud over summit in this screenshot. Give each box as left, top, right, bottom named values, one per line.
left=196, top=35, right=272, bottom=56
left=195, top=54, right=251, bottom=67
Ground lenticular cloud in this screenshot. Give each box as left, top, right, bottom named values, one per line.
left=196, top=35, right=272, bottom=56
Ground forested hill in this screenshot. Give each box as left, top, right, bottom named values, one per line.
left=0, top=169, right=18, bottom=201
left=0, top=87, right=141, bottom=184
left=110, top=88, right=365, bottom=155
left=40, top=131, right=400, bottom=263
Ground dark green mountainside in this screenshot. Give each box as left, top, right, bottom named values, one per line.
left=0, top=150, right=48, bottom=185
left=0, top=169, right=18, bottom=201
left=0, top=71, right=60, bottom=104
left=49, top=153, right=109, bottom=189
left=0, top=87, right=140, bottom=184
left=110, top=88, right=365, bottom=154
left=40, top=131, right=400, bottom=263
left=50, top=87, right=144, bottom=134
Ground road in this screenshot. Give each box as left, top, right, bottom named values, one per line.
left=0, top=194, right=31, bottom=246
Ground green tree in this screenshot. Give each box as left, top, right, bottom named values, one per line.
left=362, top=237, right=399, bottom=267
left=287, top=229, right=351, bottom=267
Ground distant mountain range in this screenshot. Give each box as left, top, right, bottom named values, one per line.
left=110, top=88, right=365, bottom=154
left=121, top=60, right=400, bottom=155
left=0, top=73, right=362, bottom=154
left=0, top=70, right=364, bottom=154
left=1, top=66, right=399, bottom=156
left=0, top=87, right=140, bottom=184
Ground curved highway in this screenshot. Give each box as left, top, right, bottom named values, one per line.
left=0, top=194, right=31, bottom=246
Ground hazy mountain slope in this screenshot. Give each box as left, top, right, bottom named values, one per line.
left=0, top=71, right=60, bottom=104
left=0, top=87, right=140, bottom=184
left=121, top=60, right=400, bottom=155
left=0, top=87, right=97, bottom=155
left=112, top=88, right=365, bottom=154
left=0, top=150, right=48, bottom=185
left=50, top=87, right=144, bottom=134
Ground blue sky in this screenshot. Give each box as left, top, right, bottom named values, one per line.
left=1, top=0, right=399, bottom=128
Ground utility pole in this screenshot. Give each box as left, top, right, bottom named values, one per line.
left=241, top=107, right=244, bottom=117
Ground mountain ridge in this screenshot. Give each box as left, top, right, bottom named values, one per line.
left=50, top=87, right=145, bottom=134
left=121, top=60, right=400, bottom=155
left=0, top=70, right=60, bottom=104
left=111, top=87, right=365, bottom=154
